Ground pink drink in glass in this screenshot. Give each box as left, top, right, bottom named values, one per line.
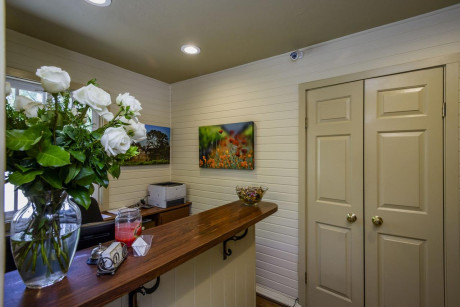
left=115, top=208, right=142, bottom=247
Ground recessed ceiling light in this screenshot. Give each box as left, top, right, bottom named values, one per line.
left=84, top=0, right=111, bottom=7
left=181, top=45, right=200, bottom=55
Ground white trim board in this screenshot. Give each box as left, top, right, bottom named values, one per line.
left=257, top=283, right=300, bottom=307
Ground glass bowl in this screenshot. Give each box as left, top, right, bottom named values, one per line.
left=236, top=186, right=268, bottom=206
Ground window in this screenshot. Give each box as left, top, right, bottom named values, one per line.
left=4, top=76, right=100, bottom=218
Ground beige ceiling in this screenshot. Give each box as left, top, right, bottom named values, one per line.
left=6, top=0, right=459, bottom=83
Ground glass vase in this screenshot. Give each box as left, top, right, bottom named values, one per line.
left=9, top=190, right=82, bottom=289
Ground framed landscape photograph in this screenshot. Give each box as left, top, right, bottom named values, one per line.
left=124, top=124, right=170, bottom=166
left=199, top=121, right=254, bottom=170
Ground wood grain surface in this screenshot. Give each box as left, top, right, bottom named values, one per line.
left=4, top=200, right=277, bottom=306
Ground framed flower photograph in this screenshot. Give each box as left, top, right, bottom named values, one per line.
left=199, top=121, right=254, bottom=170
left=123, top=125, right=170, bottom=165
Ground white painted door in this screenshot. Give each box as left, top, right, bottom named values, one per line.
left=364, top=68, right=444, bottom=307
left=307, top=81, right=364, bottom=307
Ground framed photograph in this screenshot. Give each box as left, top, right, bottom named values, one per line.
left=199, top=121, right=254, bottom=170
left=123, top=125, right=170, bottom=166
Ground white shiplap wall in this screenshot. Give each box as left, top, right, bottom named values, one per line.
left=5, top=29, right=171, bottom=210
left=171, top=5, right=460, bottom=298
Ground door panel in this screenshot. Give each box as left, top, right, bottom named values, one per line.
left=378, top=234, right=425, bottom=307
left=378, top=131, right=425, bottom=210
left=307, top=81, right=364, bottom=307
left=316, top=223, right=352, bottom=300
left=364, top=68, right=444, bottom=307
left=317, top=136, right=350, bottom=204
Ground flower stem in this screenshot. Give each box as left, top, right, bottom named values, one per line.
left=77, top=105, right=89, bottom=122
left=31, top=242, right=38, bottom=273
left=106, top=108, right=124, bottom=127
left=52, top=94, right=59, bottom=144
left=40, top=236, right=53, bottom=274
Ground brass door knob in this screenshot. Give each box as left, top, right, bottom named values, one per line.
left=346, top=213, right=357, bottom=223
left=372, top=216, right=383, bottom=226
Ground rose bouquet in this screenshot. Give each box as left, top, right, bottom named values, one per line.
left=5, top=66, right=146, bottom=288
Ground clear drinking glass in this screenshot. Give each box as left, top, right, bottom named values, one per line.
left=115, top=208, right=142, bottom=247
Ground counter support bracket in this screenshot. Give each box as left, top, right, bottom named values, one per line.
left=223, top=228, right=248, bottom=260
left=129, top=277, right=161, bottom=307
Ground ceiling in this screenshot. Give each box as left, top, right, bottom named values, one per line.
left=6, top=0, right=459, bottom=83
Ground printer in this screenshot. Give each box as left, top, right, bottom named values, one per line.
left=148, top=182, right=186, bottom=208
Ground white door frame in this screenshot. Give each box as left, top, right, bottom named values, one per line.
left=298, top=53, right=460, bottom=307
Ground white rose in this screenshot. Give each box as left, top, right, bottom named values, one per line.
left=36, top=66, right=71, bottom=93
left=122, top=118, right=147, bottom=142
left=116, top=93, right=142, bottom=116
left=101, top=127, right=131, bottom=156
left=5, top=82, right=11, bottom=96
left=98, top=107, right=114, bottom=121
left=14, top=96, right=45, bottom=118
left=73, top=84, right=111, bottom=111
left=24, top=103, right=44, bottom=118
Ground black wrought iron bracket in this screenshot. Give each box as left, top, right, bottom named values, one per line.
left=223, top=228, right=248, bottom=260
left=128, top=277, right=161, bottom=307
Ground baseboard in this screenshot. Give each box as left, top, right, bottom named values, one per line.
left=256, top=284, right=301, bottom=307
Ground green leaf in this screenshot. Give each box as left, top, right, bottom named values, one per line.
left=87, top=78, right=98, bottom=86
left=91, top=130, right=103, bottom=140
left=68, top=188, right=91, bottom=209
left=69, top=150, right=86, bottom=163
left=36, top=144, right=71, bottom=167
left=74, top=167, right=95, bottom=186
left=64, top=165, right=81, bottom=184
left=96, top=160, right=105, bottom=170
left=8, top=170, right=44, bottom=186
left=109, top=163, right=121, bottom=179
left=14, top=164, right=32, bottom=173
left=22, top=180, right=45, bottom=198
left=13, top=159, right=38, bottom=173
left=41, top=170, right=63, bottom=189
left=94, top=173, right=109, bottom=188
left=6, top=127, right=42, bottom=151
left=88, top=184, right=95, bottom=195
left=63, top=125, right=75, bottom=140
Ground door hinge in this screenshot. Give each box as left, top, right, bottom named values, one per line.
left=442, top=101, right=446, bottom=118
left=305, top=117, right=308, bottom=129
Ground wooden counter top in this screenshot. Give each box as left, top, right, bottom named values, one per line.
left=4, top=201, right=277, bottom=306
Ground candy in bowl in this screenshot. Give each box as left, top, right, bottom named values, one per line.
left=236, top=186, right=268, bottom=206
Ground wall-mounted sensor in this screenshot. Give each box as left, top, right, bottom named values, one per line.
left=290, top=50, right=303, bottom=61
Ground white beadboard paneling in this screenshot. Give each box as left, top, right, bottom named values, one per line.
left=123, top=227, right=255, bottom=307
left=171, top=5, right=460, bottom=299
left=257, top=221, right=298, bottom=236
left=256, top=252, right=298, bottom=272
left=256, top=244, right=298, bottom=264
left=6, top=30, right=171, bottom=210
left=256, top=259, right=298, bottom=281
